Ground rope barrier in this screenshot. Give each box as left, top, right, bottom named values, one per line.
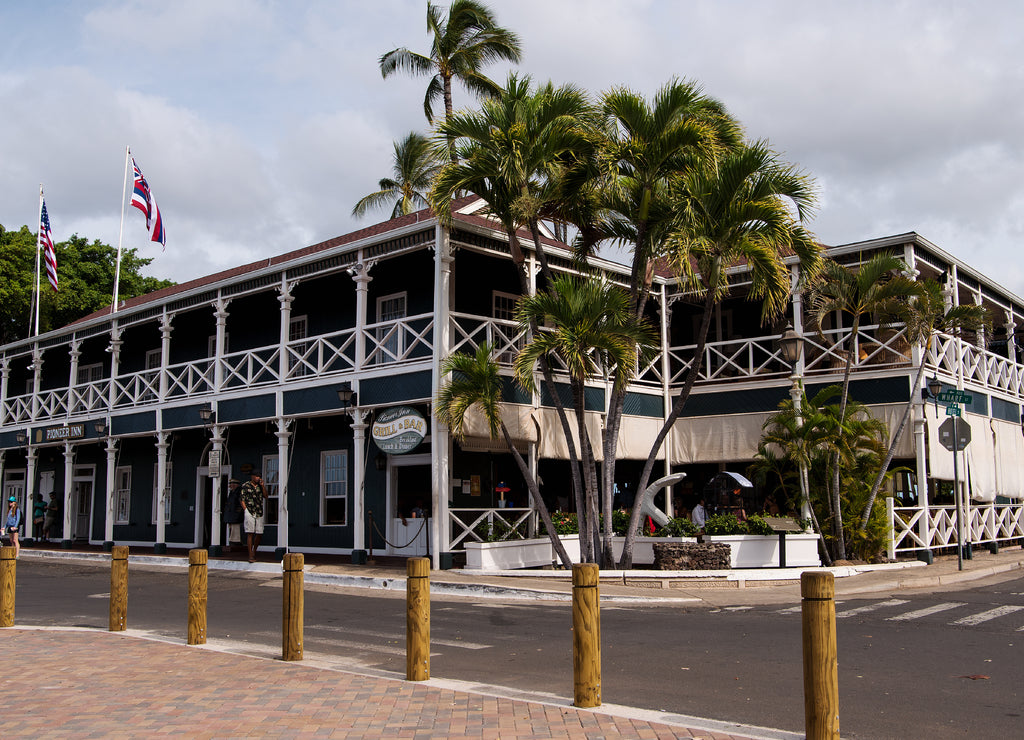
left=368, top=512, right=428, bottom=550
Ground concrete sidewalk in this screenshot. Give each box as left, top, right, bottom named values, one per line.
left=4, top=627, right=794, bottom=739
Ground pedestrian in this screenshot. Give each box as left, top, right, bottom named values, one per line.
left=4, top=496, right=23, bottom=558
left=32, top=493, right=46, bottom=540
left=43, top=492, right=60, bottom=542
left=223, top=478, right=244, bottom=553
left=691, top=496, right=707, bottom=531
left=239, top=469, right=268, bottom=563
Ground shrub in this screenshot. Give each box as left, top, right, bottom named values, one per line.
left=703, top=513, right=742, bottom=535
left=550, top=511, right=578, bottom=535
left=743, top=514, right=775, bottom=536
left=655, top=517, right=699, bottom=537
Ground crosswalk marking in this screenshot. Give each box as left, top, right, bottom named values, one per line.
left=308, top=623, right=492, bottom=650
left=836, top=599, right=910, bottom=618
left=950, top=605, right=1024, bottom=626
left=886, top=602, right=966, bottom=621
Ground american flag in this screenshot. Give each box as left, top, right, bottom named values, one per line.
left=130, top=157, right=166, bottom=248
left=39, top=197, right=58, bottom=292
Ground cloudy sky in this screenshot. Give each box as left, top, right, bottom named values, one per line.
left=2, top=1, right=1022, bottom=296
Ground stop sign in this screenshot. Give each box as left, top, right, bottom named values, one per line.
left=938, top=417, right=971, bottom=451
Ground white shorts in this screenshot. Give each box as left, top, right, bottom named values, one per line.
left=243, top=510, right=264, bottom=535
left=227, top=523, right=241, bottom=543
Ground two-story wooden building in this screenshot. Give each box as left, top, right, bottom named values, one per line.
left=2, top=198, right=1022, bottom=566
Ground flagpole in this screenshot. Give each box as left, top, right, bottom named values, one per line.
left=112, top=145, right=131, bottom=314
left=33, top=185, right=44, bottom=336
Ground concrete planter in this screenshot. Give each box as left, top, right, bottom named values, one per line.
left=463, top=532, right=819, bottom=570
left=706, top=533, right=821, bottom=568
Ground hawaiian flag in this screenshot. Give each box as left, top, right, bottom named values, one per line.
left=130, top=157, right=166, bottom=249
left=39, top=197, right=58, bottom=292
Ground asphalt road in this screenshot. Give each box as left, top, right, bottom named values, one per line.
left=9, top=559, right=1024, bottom=739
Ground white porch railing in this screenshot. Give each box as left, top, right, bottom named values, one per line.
left=926, top=332, right=1024, bottom=397
left=448, top=507, right=538, bottom=549
left=889, top=499, right=1024, bottom=557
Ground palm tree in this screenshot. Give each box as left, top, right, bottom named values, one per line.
left=513, top=275, right=659, bottom=564
left=430, top=75, right=596, bottom=557
left=618, top=140, right=821, bottom=567
left=435, top=343, right=572, bottom=568
left=352, top=132, right=441, bottom=219
left=807, top=253, right=919, bottom=560
left=379, top=0, right=521, bottom=138
left=857, top=278, right=987, bottom=529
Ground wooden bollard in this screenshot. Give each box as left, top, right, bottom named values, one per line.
left=282, top=553, right=304, bottom=661
left=802, top=570, right=840, bottom=739
left=109, top=546, right=129, bottom=631
left=572, top=563, right=601, bottom=708
left=187, top=549, right=208, bottom=645
left=0, top=546, right=15, bottom=628
left=406, top=557, right=430, bottom=681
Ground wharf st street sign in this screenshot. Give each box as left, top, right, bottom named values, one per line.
left=937, top=389, right=972, bottom=404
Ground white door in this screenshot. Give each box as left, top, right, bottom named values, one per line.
left=387, top=454, right=431, bottom=556
left=73, top=480, right=93, bottom=540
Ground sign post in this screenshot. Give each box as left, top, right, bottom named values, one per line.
left=938, top=415, right=972, bottom=571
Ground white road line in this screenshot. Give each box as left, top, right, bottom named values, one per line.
left=886, top=602, right=966, bottom=621
left=950, top=605, right=1024, bottom=627
left=776, top=606, right=803, bottom=614
left=308, top=623, right=491, bottom=650
left=836, top=599, right=910, bottom=618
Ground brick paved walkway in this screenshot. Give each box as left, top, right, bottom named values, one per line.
left=2, top=628, right=763, bottom=739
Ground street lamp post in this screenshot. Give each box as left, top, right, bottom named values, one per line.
left=779, top=324, right=811, bottom=520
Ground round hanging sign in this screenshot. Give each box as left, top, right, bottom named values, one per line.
left=372, top=406, right=427, bottom=454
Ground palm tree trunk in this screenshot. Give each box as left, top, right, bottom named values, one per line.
left=830, top=320, right=858, bottom=561
left=618, top=288, right=716, bottom=568
left=573, top=379, right=601, bottom=563
left=499, top=423, right=573, bottom=568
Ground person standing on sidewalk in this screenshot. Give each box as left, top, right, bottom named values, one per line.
left=32, top=493, right=46, bottom=539
left=4, top=497, right=23, bottom=557
left=43, top=492, right=60, bottom=541
left=223, top=478, right=244, bottom=553
left=239, top=470, right=268, bottom=563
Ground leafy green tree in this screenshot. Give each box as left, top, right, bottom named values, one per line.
left=435, top=342, right=572, bottom=568
left=352, top=132, right=442, bottom=219
left=617, top=139, right=821, bottom=567
left=807, top=253, right=918, bottom=559
left=380, top=0, right=522, bottom=134
left=0, top=224, right=174, bottom=343
left=513, top=275, right=658, bottom=564
left=858, top=278, right=987, bottom=530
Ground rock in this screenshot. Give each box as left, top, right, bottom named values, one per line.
left=652, top=542, right=731, bottom=570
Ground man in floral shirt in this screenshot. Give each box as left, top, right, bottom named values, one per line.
left=239, top=469, right=268, bottom=563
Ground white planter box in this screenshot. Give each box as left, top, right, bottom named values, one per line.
left=707, top=533, right=821, bottom=568
left=463, top=532, right=819, bottom=571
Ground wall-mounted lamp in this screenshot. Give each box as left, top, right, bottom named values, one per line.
left=337, top=382, right=356, bottom=409
left=778, top=323, right=804, bottom=366
left=94, top=420, right=108, bottom=438
left=15, top=431, right=28, bottom=446
left=199, top=403, right=216, bottom=425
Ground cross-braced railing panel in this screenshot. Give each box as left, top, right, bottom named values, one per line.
left=892, top=503, right=1024, bottom=555
left=165, top=359, right=216, bottom=399
left=111, top=371, right=160, bottom=407
left=448, top=507, right=537, bottom=549
left=221, top=347, right=280, bottom=389
left=362, top=313, right=434, bottom=367
left=69, top=382, right=110, bottom=414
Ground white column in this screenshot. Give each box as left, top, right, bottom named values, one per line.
left=0, top=358, right=9, bottom=427
left=350, top=409, right=370, bottom=553
left=62, top=442, right=74, bottom=542
left=104, top=436, right=118, bottom=543
left=106, top=327, right=122, bottom=410
left=30, top=348, right=43, bottom=420
left=155, top=431, right=169, bottom=547
left=26, top=445, right=37, bottom=537
left=210, top=425, right=225, bottom=550
left=159, top=313, right=173, bottom=402
left=275, top=418, right=291, bottom=552
left=431, top=222, right=453, bottom=568
left=213, top=299, right=229, bottom=393
left=278, top=280, right=295, bottom=381
left=68, top=340, right=81, bottom=412
left=350, top=260, right=373, bottom=371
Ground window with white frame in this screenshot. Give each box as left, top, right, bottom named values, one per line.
left=262, top=455, right=280, bottom=525
left=77, top=362, right=104, bottom=385
left=143, top=349, right=161, bottom=401
left=492, top=290, right=522, bottom=364
left=151, top=463, right=172, bottom=524
left=288, top=315, right=309, bottom=377
left=2, top=470, right=26, bottom=514
left=321, top=450, right=348, bottom=525
left=208, top=333, right=229, bottom=358
left=375, top=292, right=407, bottom=363
left=115, top=467, right=132, bottom=524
